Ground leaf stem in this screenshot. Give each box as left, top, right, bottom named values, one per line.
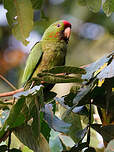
left=0, top=74, right=17, bottom=90
left=0, top=88, right=24, bottom=97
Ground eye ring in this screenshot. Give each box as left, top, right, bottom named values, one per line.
left=57, top=24, right=61, bottom=27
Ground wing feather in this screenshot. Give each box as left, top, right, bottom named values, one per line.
left=21, top=42, right=43, bottom=85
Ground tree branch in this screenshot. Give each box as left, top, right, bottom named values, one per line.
left=0, top=65, right=88, bottom=98
left=0, top=74, right=17, bottom=90
left=0, top=88, right=24, bottom=97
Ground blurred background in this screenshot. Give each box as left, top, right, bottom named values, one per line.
left=0, top=0, right=114, bottom=151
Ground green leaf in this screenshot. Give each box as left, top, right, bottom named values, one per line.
left=77, top=0, right=86, bottom=6
left=4, top=0, right=33, bottom=45
left=55, top=97, right=89, bottom=116
left=44, top=91, right=57, bottom=103
left=31, top=105, right=40, bottom=139
left=14, top=125, right=50, bottom=152
left=63, top=85, right=80, bottom=107
left=27, top=86, right=44, bottom=140
left=105, top=139, right=114, bottom=152
left=91, top=124, right=114, bottom=142
left=103, top=0, right=114, bottom=16
left=43, top=104, right=71, bottom=133
left=73, top=84, right=92, bottom=105
left=31, top=0, right=44, bottom=9
left=43, top=66, right=86, bottom=75
left=37, top=73, right=83, bottom=84
left=76, top=126, right=88, bottom=141
left=39, top=133, right=50, bottom=152
left=0, top=145, right=7, bottom=152
left=62, top=111, right=82, bottom=143
left=14, top=85, right=43, bottom=99
left=0, top=86, right=43, bottom=140
left=0, top=100, right=11, bottom=110
left=49, top=130, right=63, bottom=152
left=0, top=98, right=26, bottom=139
left=31, top=87, right=44, bottom=140
left=40, top=118, right=51, bottom=142
left=72, top=106, right=89, bottom=116
left=14, top=125, right=39, bottom=151
left=59, top=134, right=75, bottom=149
left=82, top=53, right=112, bottom=80
left=40, top=106, right=51, bottom=142
left=97, top=59, right=114, bottom=80
left=85, top=0, right=102, bottom=13
left=9, top=148, right=22, bottom=152
left=22, top=146, right=33, bottom=152
left=40, top=10, right=49, bottom=20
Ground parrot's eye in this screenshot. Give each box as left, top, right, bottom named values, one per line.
left=57, top=24, right=61, bottom=27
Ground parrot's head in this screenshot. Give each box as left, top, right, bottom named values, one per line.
left=42, top=20, right=71, bottom=43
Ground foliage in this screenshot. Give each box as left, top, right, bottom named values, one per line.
left=77, top=0, right=114, bottom=16
left=78, top=0, right=102, bottom=13
left=2, top=0, right=114, bottom=45
left=3, top=0, right=33, bottom=45
left=105, top=139, right=114, bottom=152
left=0, top=0, right=114, bottom=151
left=0, top=66, right=85, bottom=151
left=0, top=51, right=114, bottom=151
left=103, top=0, right=114, bottom=17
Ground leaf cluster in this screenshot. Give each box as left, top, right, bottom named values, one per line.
left=63, top=51, right=114, bottom=151
left=77, top=0, right=114, bottom=16
left=0, top=66, right=85, bottom=151
left=0, top=50, right=114, bottom=151
left=3, top=0, right=44, bottom=45
left=2, top=0, right=114, bottom=45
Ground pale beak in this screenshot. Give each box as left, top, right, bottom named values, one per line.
left=64, top=27, right=71, bottom=39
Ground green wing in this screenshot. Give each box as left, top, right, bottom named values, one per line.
left=21, top=42, right=43, bottom=85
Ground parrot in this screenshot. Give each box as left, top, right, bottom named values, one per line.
left=21, top=20, right=71, bottom=86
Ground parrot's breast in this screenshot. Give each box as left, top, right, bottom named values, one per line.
left=33, top=40, right=67, bottom=77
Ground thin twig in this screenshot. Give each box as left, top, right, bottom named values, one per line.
left=0, top=74, right=17, bottom=90
left=0, top=88, right=24, bottom=97
left=80, top=64, right=90, bottom=68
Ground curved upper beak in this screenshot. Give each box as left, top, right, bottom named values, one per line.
left=64, top=27, right=71, bottom=39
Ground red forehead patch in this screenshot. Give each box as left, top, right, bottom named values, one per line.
left=63, top=20, right=71, bottom=28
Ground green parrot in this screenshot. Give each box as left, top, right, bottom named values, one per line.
left=21, top=20, right=71, bottom=85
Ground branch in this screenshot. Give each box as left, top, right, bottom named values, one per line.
left=80, top=64, right=90, bottom=68
left=0, top=88, right=24, bottom=97
left=0, top=74, right=17, bottom=90
left=0, top=64, right=89, bottom=98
